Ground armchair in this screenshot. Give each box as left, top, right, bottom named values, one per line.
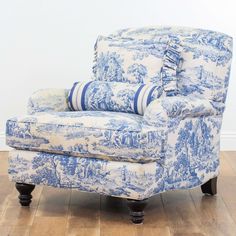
left=5, top=26, right=233, bottom=224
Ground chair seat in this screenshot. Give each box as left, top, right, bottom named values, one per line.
left=6, top=111, right=163, bottom=163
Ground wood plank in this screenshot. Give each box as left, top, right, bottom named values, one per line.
left=0, top=205, right=36, bottom=226
left=0, top=175, right=14, bottom=215
left=222, top=152, right=236, bottom=174
left=0, top=151, right=8, bottom=175
left=217, top=152, right=236, bottom=225
left=220, top=152, right=236, bottom=176
left=30, top=216, right=67, bottom=236
left=190, top=187, right=236, bottom=236
left=29, top=186, right=70, bottom=235
left=0, top=226, right=11, bottom=236
left=66, top=227, right=100, bottom=236
left=100, top=195, right=129, bottom=228
left=4, top=226, right=31, bottom=236
left=161, top=190, right=205, bottom=235
left=100, top=195, right=171, bottom=236
left=0, top=225, right=31, bottom=236
left=35, top=186, right=70, bottom=217
left=67, top=191, right=100, bottom=228
left=100, top=226, right=171, bottom=236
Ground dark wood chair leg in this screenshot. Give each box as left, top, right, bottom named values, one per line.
left=127, top=199, right=148, bottom=224
left=15, top=183, right=35, bottom=206
left=201, top=177, right=217, bottom=195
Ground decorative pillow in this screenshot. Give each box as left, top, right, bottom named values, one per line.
left=68, top=81, right=162, bottom=115
left=93, top=34, right=183, bottom=94
left=93, top=35, right=168, bottom=84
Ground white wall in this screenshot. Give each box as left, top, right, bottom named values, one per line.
left=0, top=0, right=235, bottom=150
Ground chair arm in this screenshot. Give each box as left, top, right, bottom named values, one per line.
left=28, top=88, right=70, bottom=115
left=143, top=95, right=224, bottom=127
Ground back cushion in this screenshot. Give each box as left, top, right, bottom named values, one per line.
left=68, top=81, right=162, bottom=115
left=93, top=26, right=233, bottom=103
left=93, top=35, right=183, bottom=95
left=93, top=36, right=183, bottom=84
left=93, top=35, right=166, bottom=84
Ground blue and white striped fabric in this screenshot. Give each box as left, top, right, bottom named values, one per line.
left=68, top=81, right=93, bottom=111
left=68, top=81, right=162, bottom=115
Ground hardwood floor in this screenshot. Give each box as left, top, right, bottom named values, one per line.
left=0, top=151, right=236, bottom=236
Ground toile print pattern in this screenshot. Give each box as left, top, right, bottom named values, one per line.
left=9, top=110, right=220, bottom=199
left=6, top=26, right=233, bottom=200
left=6, top=111, right=165, bottom=163
left=94, top=26, right=232, bottom=101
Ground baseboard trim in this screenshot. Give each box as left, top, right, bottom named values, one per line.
left=0, top=132, right=235, bottom=151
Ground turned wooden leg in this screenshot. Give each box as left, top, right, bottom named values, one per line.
left=15, top=183, right=35, bottom=206
left=201, top=177, right=217, bottom=195
left=127, top=199, right=148, bottom=224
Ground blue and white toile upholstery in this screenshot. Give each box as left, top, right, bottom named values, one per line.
left=6, top=27, right=233, bottom=203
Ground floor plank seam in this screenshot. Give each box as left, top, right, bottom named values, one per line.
left=65, top=189, right=72, bottom=234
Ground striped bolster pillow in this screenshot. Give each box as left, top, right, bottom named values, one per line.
left=68, top=81, right=162, bottom=115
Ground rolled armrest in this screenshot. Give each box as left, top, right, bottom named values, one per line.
left=143, top=95, right=224, bottom=127
left=28, top=88, right=70, bottom=115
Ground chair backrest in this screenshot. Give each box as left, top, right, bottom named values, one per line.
left=93, top=26, right=233, bottom=103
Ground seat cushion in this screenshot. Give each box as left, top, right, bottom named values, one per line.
left=6, top=111, right=163, bottom=163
